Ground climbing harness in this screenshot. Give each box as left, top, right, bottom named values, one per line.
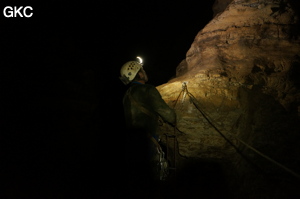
left=175, top=82, right=300, bottom=179
left=150, top=136, right=169, bottom=180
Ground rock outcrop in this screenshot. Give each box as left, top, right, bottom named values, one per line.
left=157, top=0, right=300, bottom=197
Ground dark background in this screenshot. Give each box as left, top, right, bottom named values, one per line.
left=1, top=1, right=215, bottom=198
left=2, top=1, right=215, bottom=84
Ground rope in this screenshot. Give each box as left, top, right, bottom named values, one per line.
left=235, top=137, right=300, bottom=178
left=179, top=82, right=300, bottom=179
left=163, top=83, right=190, bottom=178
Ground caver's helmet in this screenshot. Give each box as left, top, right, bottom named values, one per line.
left=119, top=57, right=143, bottom=85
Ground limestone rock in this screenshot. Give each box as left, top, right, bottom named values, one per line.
left=157, top=0, right=300, bottom=197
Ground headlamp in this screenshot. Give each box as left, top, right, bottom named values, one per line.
left=136, top=56, right=143, bottom=65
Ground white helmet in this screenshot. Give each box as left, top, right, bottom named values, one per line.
left=119, top=57, right=143, bottom=85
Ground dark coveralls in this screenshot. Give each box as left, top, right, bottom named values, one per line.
left=122, top=81, right=176, bottom=185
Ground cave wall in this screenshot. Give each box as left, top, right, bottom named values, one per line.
left=157, top=0, right=300, bottom=197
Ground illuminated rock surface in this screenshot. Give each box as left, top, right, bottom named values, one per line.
left=157, top=0, right=300, bottom=198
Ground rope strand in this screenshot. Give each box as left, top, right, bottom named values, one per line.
left=177, top=83, right=300, bottom=179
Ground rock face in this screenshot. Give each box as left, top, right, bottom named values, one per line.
left=157, top=0, right=300, bottom=197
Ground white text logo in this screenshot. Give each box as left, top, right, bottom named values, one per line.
left=3, top=6, right=33, bottom=18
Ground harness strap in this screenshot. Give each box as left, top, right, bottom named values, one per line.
left=150, top=136, right=163, bottom=153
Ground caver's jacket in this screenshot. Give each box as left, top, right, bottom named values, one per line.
left=123, top=81, right=176, bottom=139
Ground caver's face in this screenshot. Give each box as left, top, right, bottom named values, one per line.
left=139, top=68, right=148, bottom=82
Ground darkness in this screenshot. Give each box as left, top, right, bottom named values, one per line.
left=1, top=1, right=216, bottom=198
